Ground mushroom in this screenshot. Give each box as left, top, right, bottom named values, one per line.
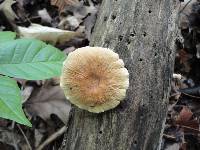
left=60, top=46, right=129, bottom=113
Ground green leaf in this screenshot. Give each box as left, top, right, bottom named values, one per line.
left=0, top=76, right=32, bottom=127
left=0, top=31, right=16, bottom=43
left=0, top=39, right=66, bottom=80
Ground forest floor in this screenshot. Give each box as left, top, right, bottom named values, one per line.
left=0, top=0, right=200, bottom=150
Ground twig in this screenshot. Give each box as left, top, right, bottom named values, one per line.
left=36, top=126, right=67, bottom=150
left=179, top=0, right=192, bottom=14
left=163, top=134, right=176, bottom=140
left=17, top=124, right=32, bottom=150
left=181, top=125, right=200, bottom=133
left=11, top=122, right=19, bottom=150
left=181, top=91, right=200, bottom=99
left=166, top=123, right=200, bottom=133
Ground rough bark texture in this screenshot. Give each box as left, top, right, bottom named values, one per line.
left=61, top=0, right=179, bottom=150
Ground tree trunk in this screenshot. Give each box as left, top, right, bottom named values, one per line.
left=60, top=0, right=179, bottom=150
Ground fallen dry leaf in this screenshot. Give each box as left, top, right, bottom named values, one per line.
left=34, top=129, right=44, bottom=148
left=59, top=15, right=81, bottom=30
left=176, top=106, right=193, bottom=123
left=51, top=0, right=79, bottom=12
left=0, top=125, right=32, bottom=149
left=25, top=79, right=71, bottom=124
left=38, top=9, right=52, bottom=24
left=179, top=0, right=197, bottom=29
left=58, top=1, right=98, bottom=39
left=0, top=0, right=18, bottom=21
left=21, top=85, right=34, bottom=103
left=165, top=143, right=180, bottom=150
left=0, top=128, right=21, bottom=147
left=83, top=4, right=98, bottom=40
left=179, top=142, right=187, bottom=150
left=18, top=23, right=82, bottom=45
left=176, top=106, right=199, bottom=134
left=177, top=49, right=193, bottom=73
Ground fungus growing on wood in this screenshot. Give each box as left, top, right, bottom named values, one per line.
left=60, top=46, right=129, bottom=113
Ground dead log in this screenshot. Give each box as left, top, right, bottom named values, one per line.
left=60, top=0, right=180, bottom=149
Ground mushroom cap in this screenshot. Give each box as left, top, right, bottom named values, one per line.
left=60, top=46, right=129, bottom=113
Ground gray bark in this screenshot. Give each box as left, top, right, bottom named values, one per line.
left=60, top=0, right=180, bottom=150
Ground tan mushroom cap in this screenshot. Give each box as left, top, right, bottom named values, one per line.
left=60, top=46, right=129, bottom=113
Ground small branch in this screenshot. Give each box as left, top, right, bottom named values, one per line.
left=17, top=124, right=32, bottom=150
left=179, top=0, right=192, bottom=14
left=11, top=122, right=19, bottom=150
left=180, top=91, right=200, bottom=99
left=181, top=125, right=200, bottom=133
left=36, top=126, right=67, bottom=150
left=166, top=124, right=200, bottom=133
left=163, top=134, right=176, bottom=140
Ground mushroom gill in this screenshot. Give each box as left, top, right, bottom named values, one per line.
left=60, top=46, right=129, bottom=113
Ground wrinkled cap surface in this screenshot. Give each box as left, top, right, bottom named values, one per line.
left=60, top=46, right=129, bottom=113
